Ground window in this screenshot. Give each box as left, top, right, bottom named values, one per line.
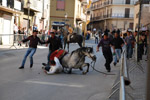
left=56, top=0, right=65, bottom=11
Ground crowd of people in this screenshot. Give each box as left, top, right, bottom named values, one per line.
left=13, top=23, right=64, bottom=47
left=16, top=22, right=149, bottom=74
left=96, top=28, right=149, bottom=72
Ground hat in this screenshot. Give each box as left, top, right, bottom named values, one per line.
left=50, top=32, right=55, bottom=34
left=104, top=33, right=108, bottom=36
left=33, top=30, right=38, bottom=33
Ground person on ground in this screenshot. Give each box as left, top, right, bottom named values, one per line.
left=19, top=30, right=45, bottom=69
left=44, top=57, right=63, bottom=75
left=97, top=33, right=115, bottom=72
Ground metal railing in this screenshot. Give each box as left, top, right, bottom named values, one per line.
left=0, top=34, right=49, bottom=49
left=108, top=49, right=134, bottom=100
left=91, top=14, right=134, bottom=21
left=91, top=1, right=136, bottom=10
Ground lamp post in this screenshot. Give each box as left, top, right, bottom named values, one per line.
left=64, top=13, right=68, bottom=24
left=27, top=0, right=31, bottom=35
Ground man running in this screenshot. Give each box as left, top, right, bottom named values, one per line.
left=97, top=33, right=114, bottom=72
left=19, top=30, right=45, bottom=69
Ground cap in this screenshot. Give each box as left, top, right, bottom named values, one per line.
left=50, top=32, right=55, bottom=34
left=33, top=30, right=38, bottom=33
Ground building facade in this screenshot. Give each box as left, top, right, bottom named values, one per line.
left=0, top=0, right=23, bottom=45
left=134, top=0, right=150, bottom=31
left=49, top=0, right=85, bottom=34
left=90, top=0, right=138, bottom=32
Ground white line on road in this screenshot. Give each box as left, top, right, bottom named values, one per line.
left=25, top=80, right=84, bottom=88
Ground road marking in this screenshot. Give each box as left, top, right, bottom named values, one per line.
left=25, top=80, right=84, bottom=88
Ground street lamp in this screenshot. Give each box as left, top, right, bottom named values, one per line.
left=64, top=13, right=68, bottom=24
left=27, top=0, right=31, bottom=35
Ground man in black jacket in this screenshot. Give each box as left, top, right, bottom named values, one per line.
left=19, top=30, right=45, bottom=69
left=112, top=33, right=124, bottom=66
left=43, top=32, right=62, bottom=70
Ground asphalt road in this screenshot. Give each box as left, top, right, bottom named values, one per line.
left=0, top=40, right=119, bottom=100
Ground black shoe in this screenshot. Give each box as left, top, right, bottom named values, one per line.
left=117, top=60, right=119, bottom=63
left=42, top=63, right=47, bottom=66
left=30, top=64, right=33, bottom=68
left=113, top=62, right=116, bottom=66
left=19, top=66, right=24, bottom=69
left=107, top=70, right=111, bottom=72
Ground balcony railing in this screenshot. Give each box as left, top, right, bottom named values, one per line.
left=0, top=0, right=23, bottom=11
left=91, top=1, right=137, bottom=10
left=91, top=13, right=134, bottom=21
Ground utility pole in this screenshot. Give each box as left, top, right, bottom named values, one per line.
left=146, top=30, right=150, bottom=100
left=27, top=0, right=31, bottom=35
left=137, top=0, right=143, bottom=62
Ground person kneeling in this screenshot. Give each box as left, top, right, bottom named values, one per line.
left=44, top=57, right=63, bottom=75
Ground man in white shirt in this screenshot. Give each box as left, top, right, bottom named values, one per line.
left=44, top=57, right=63, bottom=75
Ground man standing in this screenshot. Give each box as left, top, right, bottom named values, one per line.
left=97, top=33, right=114, bottom=72
left=19, top=30, right=45, bottom=69
left=66, top=24, right=73, bottom=42
left=125, top=31, right=134, bottom=59
left=112, top=33, right=124, bottom=66
left=44, top=32, right=62, bottom=70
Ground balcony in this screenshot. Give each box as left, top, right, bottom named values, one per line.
left=0, top=0, right=22, bottom=14
left=24, top=0, right=42, bottom=12
left=91, top=13, right=134, bottom=21
left=0, top=0, right=14, bottom=8
left=91, top=1, right=137, bottom=10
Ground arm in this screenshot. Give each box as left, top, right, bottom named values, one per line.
left=38, top=37, right=46, bottom=44
left=22, top=36, right=30, bottom=43
left=97, top=39, right=102, bottom=52
left=110, top=39, right=115, bottom=53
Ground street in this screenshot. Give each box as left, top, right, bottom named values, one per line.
left=0, top=40, right=119, bottom=100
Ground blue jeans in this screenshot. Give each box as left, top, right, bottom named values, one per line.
left=21, top=48, right=37, bottom=67
left=114, top=49, right=121, bottom=63
left=45, top=50, right=51, bottom=70
left=126, top=44, right=132, bottom=59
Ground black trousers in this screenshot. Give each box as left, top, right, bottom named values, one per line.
left=103, top=50, right=113, bottom=71
left=95, top=37, right=98, bottom=44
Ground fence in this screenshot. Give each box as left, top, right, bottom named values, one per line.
left=0, top=34, right=49, bottom=49
left=108, top=49, right=134, bottom=100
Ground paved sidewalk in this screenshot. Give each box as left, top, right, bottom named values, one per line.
left=109, top=55, right=147, bottom=100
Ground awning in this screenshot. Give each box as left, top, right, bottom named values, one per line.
left=0, top=5, right=22, bottom=15
left=24, top=7, right=40, bottom=12
left=52, top=22, right=65, bottom=26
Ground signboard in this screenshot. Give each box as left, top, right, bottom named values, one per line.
left=52, top=22, right=65, bottom=26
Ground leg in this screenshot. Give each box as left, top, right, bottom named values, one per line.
left=45, top=51, right=51, bottom=70
left=81, top=63, right=90, bottom=74
left=114, top=49, right=118, bottom=64
left=78, top=42, right=82, bottom=48
left=103, top=51, right=112, bottom=72
left=68, top=68, right=72, bottom=74
left=29, top=48, right=37, bottom=68
left=21, top=48, right=32, bottom=67
left=67, top=43, right=69, bottom=52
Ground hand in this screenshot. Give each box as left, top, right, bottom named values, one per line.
left=44, top=70, right=47, bottom=74
left=96, top=47, right=99, bottom=52
left=46, top=44, right=48, bottom=47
